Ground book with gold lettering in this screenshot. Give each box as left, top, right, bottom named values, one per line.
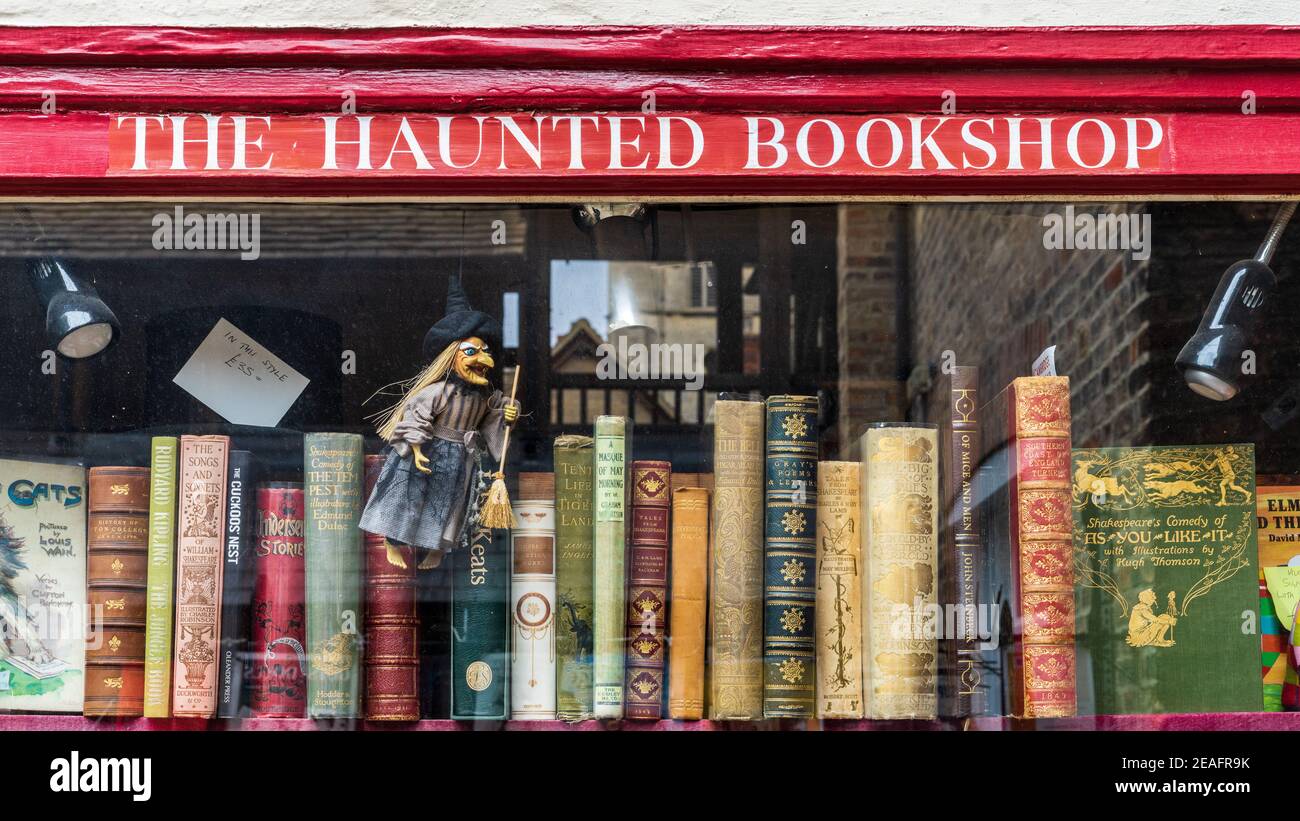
left=143, top=437, right=178, bottom=718
left=85, top=466, right=150, bottom=717
left=763, top=395, right=818, bottom=718
left=710, top=398, right=765, bottom=720
left=364, top=454, right=419, bottom=721
left=1074, top=444, right=1262, bottom=714
left=0, top=458, right=86, bottom=714
left=593, top=416, right=630, bottom=719
left=510, top=472, right=557, bottom=720
left=172, top=435, right=229, bottom=718
left=861, top=424, right=939, bottom=720
left=979, top=376, right=1075, bottom=718
left=451, top=476, right=510, bottom=720
left=625, top=460, right=671, bottom=719
left=938, top=365, right=981, bottom=718
left=554, top=435, right=595, bottom=721
left=250, top=482, right=307, bottom=718
left=815, top=461, right=863, bottom=719
left=668, top=487, right=709, bottom=719
left=304, top=432, right=364, bottom=719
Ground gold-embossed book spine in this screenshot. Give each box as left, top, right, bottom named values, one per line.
left=709, top=399, right=765, bottom=720
left=669, top=487, right=709, bottom=719
left=763, top=395, right=818, bottom=719
left=815, top=461, right=863, bottom=719
left=861, top=424, right=939, bottom=720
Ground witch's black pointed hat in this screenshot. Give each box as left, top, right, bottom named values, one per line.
left=422, top=272, right=502, bottom=359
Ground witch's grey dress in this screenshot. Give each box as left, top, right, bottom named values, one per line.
left=359, top=378, right=508, bottom=551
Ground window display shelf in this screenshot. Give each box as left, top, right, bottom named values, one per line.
left=5, top=713, right=1296, bottom=731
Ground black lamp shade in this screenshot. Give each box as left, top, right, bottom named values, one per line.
left=28, top=257, right=120, bottom=359
left=1175, top=257, right=1275, bottom=401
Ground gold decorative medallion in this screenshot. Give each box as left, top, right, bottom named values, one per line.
left=466, top=660, right=493, bottom=692
left=779, top=657, right=805, bottom=684
left=108, top=635, right=121, bottom=652
left=111, top=558, right=124, bottom=574
left=780, top=558, right=806, bottom=584
left=104, top=677, right=123, bottom=689
left=781, top=413, right=808, bottom=439
left=781, top=509, right=807, bottom=536
left=780, top=608, right=806, bottom=633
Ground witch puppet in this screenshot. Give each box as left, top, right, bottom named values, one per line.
left=361, top=273, right=521, bottom=570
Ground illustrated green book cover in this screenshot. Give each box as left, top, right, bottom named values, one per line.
left=554, top=435, right=595, bottom=721
left=304, top=433, right=365, bottom=719
left=1072, top=444, right=1262, bottom=715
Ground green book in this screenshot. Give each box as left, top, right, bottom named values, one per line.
left=451, top=479, right=511, bottom=721
left=143, top=436, right=178, bottom=718
left=593, top=416, right=630, bottom=718
left=555, top=435, right=595, bottom=721
left=1073, top=444, right=1263, bottom=715
left=304, top=433, right=365, bottom=719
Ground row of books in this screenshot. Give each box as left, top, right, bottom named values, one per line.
left=1, top=376, right=1295, bottom=720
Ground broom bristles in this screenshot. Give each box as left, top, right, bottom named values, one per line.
left=479, top=478, right=514, bottom=529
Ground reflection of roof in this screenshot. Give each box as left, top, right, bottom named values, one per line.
left=551, top=318, right=604, bottom=370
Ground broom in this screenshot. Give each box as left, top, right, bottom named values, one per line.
left=479, top=365, right=521, bottom=529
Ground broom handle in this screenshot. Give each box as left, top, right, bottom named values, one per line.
left=495, top=366, right=521, bottom=475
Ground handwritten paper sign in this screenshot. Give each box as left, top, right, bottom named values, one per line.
left=1033, top=345, right=1058, bottom=377
left=173, top=318, right=309, bottom=427
left=1264, top=566, right=1300, bottom=632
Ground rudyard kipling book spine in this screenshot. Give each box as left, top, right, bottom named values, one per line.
left=249, top=482, right=306, bottom=718
left=554, top=435, right=595, bottom=721
left=510, top=472, right=557, bottom=720
left=939, top=365, right=981, bottom=718
left=763, top=395, right=818, bottom=719
left=217, top=451, right=258, bottom=719
left=1074, top=444, right=1262, bottom=715
left=815, top=461, right=863, bottom=719
left=0, top=458, right=86, bottom=714
left=861, top=425, right=939, bottom=720
left=85, top=467, right=150, bottom=718
left=364, top=454, right=419, bottom=721
left=451, top=475, right=510, bottom=720
left=1000, top=376, right=1076, bottom=718
left=625, top=460, right=671, bottom=719
left=171, top=435, right=229, bottom=718
left=304, top=433, right=365, bottom=719
left=143, top=437, right=178, bottom=717
left=709, top=399, right=765, bottom=720
left=668, top=486, right=709, bottom=720
left=593, top=415, right=630, bottom=719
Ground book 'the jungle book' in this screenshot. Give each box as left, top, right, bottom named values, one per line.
left=1073, top=444, right=1262, bottom=715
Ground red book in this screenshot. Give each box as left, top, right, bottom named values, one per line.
left=249, top=482, right=306, bottom=718
left=1000, top=376, right=1077, bottom=718
left=364, top=454, right=420, bottom=721
left=625, top=460, right=671, bottom=719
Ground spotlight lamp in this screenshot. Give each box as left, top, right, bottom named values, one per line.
left=27, top=256, right=120, bottom=359
left=1176, top=202, right=1297, bottom=401
left=572, top=202, right=652, bottom=260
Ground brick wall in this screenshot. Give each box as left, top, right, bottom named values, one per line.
left=835, top=204, right=905, bottom=458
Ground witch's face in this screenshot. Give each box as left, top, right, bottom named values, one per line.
left=453, top=337, right=494, bottom=386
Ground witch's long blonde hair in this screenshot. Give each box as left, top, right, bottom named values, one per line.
left=368, top=341, right=460, bottom=442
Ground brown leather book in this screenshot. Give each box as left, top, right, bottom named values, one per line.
left=668, top=486, right=709, bottom=719
left=363, top=454, right=420, bottom=721
left=171, top=435, right=229, bottom=718
left=625, top=460, right=671, bottom=719
left=85, top=466, right=150, bottom=717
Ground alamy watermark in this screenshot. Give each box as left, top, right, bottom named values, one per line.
left=151, top=205, right=261, bottom=260
left=595, top=333, right=706, bottom=391
left=1042, top=205, right=1151, bottom=261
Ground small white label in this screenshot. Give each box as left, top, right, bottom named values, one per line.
left=172, top=318, right=310, bottom=427
left=1033, top=345, right=1058, bottom=377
